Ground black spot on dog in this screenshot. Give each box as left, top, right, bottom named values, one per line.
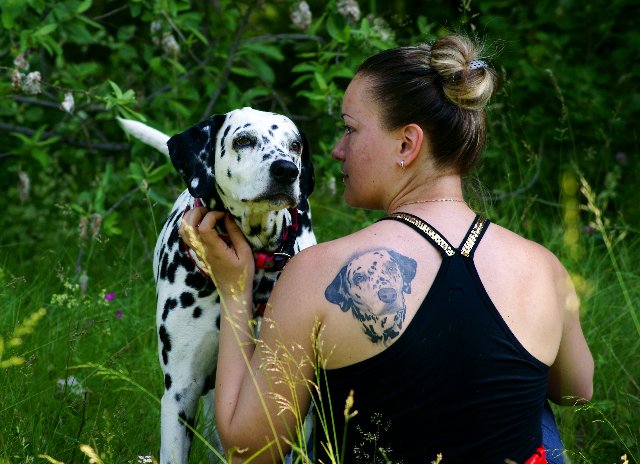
left=222, top=125, right=231, bottom=139
left=227, top=168, right=231, bottom=178
left=167, top=226, right=180, bottom=248
left=262, top=135, right=269, bottom=144
left=185, top=271, right=207, bottom=289
left=243, top=123, right=251, bottom=128
left=159, top=252, right=169, bottom=280
left=175, top=393, right=182, bottom=402
left=250, top=224, right=263, bottom=236
left=216, top=314, right=221, bottom=329
left=162, top=297, right=178, bottom=321
left=271, top=124, right=278, bottom=130
left=198, top=287, right=214, bottom=299
left=220, top=145, right=226, bottom=158
left=178, top=411, right=195, bottom=439
left=167, top=208, right=179, bottom=225
left=159, top=325, right=171, bottom=364
left=180, top=292, right=195, bottom=308
left=192, top=306, right=202, bottom=318
left=175, top=250, right=196, bottom=273
left=164, top=373, right=172, bottom=390
left=262, top=153, right=270, bottom=161
left=202, top=374, right=215, bottom=395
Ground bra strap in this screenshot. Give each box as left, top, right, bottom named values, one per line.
left=379, top=212, right=456, bottom=258
left=460, top=215, right=490, bottom=258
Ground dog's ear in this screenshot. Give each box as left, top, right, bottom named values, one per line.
left=388, top=250, right=417, bottom=294
left=324, top=266, right=351, bottom=312
left=299, top=131, right=315, bottom=203
left=167, top=114, right=226, bottom=200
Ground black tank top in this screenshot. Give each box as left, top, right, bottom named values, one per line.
left=314, top=213, right=548, bottom=464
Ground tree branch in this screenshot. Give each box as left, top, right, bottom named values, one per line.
left=0, top=123, right=129, bottom=152
left=201, top=0, right=264, bottom=119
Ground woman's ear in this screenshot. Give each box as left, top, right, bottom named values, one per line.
left=398, top=123, right=424, bottom=168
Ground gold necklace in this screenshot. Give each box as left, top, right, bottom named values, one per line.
left=394, top=198, right=466, bottom=210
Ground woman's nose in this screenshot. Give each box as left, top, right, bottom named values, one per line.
left=332, top=136, right=344, bottom=160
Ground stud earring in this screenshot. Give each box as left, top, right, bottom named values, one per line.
left=400, top=160, right=405, bottom=169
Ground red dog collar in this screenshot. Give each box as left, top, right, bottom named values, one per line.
left=182, top=197, right=298, bottom=275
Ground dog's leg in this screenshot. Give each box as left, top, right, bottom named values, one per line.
left=157, top=297, right=219, bottom=464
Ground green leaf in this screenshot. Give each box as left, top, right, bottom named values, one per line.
left=76, top=0, right=92, bottom=14
left=108, top=80, right=124, bottom=99
left=0, top=0, right=28, bottom=29
left=146, top=163, right=175, bottom=184
left=231, top=66, right=258, bottom=78
left=33, top=23, right=57, bottom=37
left=314, top=72, right=328, bottom=91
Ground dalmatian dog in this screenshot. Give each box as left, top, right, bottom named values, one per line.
left=119, top=107, right=316, bottom=463
left=325, top=249, right=417, bottom=344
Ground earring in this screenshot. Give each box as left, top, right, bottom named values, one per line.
left=400, top=160, right=405, bottom=169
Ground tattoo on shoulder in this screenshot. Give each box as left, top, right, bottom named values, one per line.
left=325, top=249, right=417, bottom=344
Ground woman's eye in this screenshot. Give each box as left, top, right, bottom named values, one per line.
left=343, top=125, right=354, bottom=135
left=290, top=141, right=302, bottom=153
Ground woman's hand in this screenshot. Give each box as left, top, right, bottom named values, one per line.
left=178, top=208, right=255, bottom=299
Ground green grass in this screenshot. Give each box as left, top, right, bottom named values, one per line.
left=0, top=180, right=638, bottom=463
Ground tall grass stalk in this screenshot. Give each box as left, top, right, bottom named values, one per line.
left=579, top=175, right=640, bottom=338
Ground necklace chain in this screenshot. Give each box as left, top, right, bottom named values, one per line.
left=393, top=198, right=466, bottom=210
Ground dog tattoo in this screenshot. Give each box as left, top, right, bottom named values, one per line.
left=325, top=249, right=417, bottom=344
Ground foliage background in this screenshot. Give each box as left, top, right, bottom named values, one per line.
left=0, top=0, right=638, bottom=463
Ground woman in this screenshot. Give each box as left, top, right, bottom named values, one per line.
left=180, top=34, right=593, bottom=463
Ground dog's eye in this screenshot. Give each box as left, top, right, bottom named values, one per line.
left=353, top=274, right=367, bottom=285
left=290, top=141, right=302, bottom=154
left=234, top=136, right=254, bottom=148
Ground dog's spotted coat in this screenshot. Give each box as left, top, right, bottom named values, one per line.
left=143, top=108, right=316, bottom=463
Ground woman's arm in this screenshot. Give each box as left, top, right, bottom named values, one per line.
left=180, top=209, right=320, bottom=463
left=547, top=260, right=594, bottom=405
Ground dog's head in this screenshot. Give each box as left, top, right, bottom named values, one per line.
left=167, top=107, right=314, bottom=215
left=325, top=249, right=417, bottom=343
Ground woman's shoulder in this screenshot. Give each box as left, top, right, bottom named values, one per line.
left=482, top=221, right=569, bottom=283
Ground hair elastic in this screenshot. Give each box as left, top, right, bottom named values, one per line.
left=468, top=59, right=487, bottom=70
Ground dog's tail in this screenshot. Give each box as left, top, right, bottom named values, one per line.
left=117, top=117, right=170, bottom=157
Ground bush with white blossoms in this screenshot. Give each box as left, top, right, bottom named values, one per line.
left=337, top=0, right=361, bottom=23
left=291, top=1, right=312, bottom=31
left=61, top=92, right=75, bottom=113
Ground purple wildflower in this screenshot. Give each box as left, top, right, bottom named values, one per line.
left=116, top=309, right=123, bottom=319
left=105, top=292, right=116, bottom=302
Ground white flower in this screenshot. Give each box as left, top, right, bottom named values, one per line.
left=14, top=52, right=29, bottom=71
left=79, top=271, right=89, bottom=295
left=22, top=71, right=42, bottom=95
left=18, top=171, right=30, bottom=202
left=291, top=1, right=312, bottom=31
left=57, top=375, right=86, bottom=397
left=137, top=456, right=153, bottom=463
left=371, top=17, right=394, bottom=42
left=337, top=0, right=360, bottom=23
left=61, top=92, right=75, bottom=113
left=11, top=69, right=23, bottom=91
left=162, top=33, right=180, bottom=57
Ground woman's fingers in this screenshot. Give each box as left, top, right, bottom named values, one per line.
left=224, top=213, right=253, bottom=258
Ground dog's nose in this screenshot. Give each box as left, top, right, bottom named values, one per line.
left=378, top=287, right=398, bottom=304
left=270, top=160, right=299, bottom=185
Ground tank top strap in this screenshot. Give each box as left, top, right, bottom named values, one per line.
left=378, top=212, right=456, bottom=258
left=459, top=215, right=490, bottom=258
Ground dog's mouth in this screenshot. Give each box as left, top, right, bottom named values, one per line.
left=243, top=193, right=297, bottom=210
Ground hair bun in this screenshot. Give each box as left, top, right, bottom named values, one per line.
left=429, top=35, right=499, bottom=110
